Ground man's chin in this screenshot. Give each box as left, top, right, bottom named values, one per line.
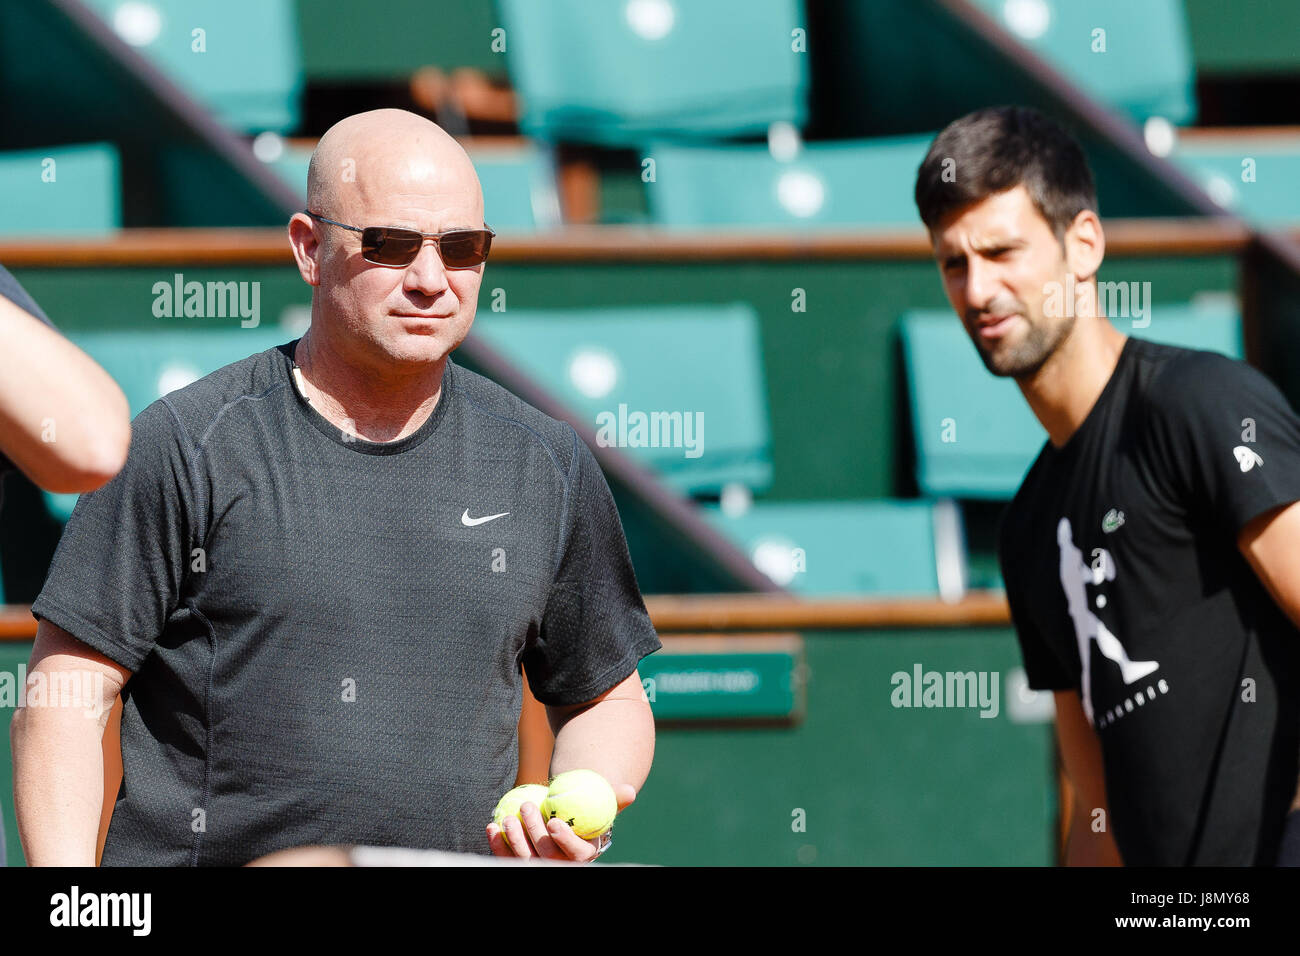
left=968, top=320, right=1046, bottom=377
left=375, top=333, right=456, bottom=368
left=976, top=339, right=1043, bottom=379
left=388, top=316, right=471, bottom=360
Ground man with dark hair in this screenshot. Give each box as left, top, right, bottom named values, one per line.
left=915, top=105, right=1300, bottom=866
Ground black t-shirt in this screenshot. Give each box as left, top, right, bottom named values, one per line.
left=999, top=336, right=1300, bottom=866
left=0, top=264, right=55, bottom=496
left=33, top=342, right=661, bottom=865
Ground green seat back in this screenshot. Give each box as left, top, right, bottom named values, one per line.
left=1135, top=301, right=1243, bottom=355
left=645, top=136, right=929, bottom=229
left=471, top=305, right=771, bottom=495
left=497, top=0, right=808, bottom=145
left=472, top=145, right=562, bottom=232
left=1173, top=136, right=1300, bottom=226
left=0, top=144, right=120, bottom=236
left=969, top=0, right=1196, bottom=124
left=82, top=0, right=302, bottom=133
left=701, top=499, right=952, bottom=596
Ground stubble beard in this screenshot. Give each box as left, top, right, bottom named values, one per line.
left=978, top=311, right=1076, bottom=380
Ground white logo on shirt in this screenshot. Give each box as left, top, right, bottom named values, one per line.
left=1233, top=446, right=1263, bottom=472
left=1057, top=517, right=1160, bottom=727
left=462, top=510, right=510, bottom=527
left=1102, top=509, right=1125, bottom=533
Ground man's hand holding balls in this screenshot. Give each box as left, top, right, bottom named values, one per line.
left=486, top=770, right=632, bottom=862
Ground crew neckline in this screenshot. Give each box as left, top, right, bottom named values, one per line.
left=278, top=338, right=454, bottom=455
left=1047, top=335, right=1135, bottom=458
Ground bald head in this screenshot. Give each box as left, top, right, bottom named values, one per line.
left=307, top=109, right=483, bottom=227
left=288, top=108, right=489, bottom=379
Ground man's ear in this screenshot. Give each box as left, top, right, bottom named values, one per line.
left=1063, top=209, right=1105, bottom=283
left=288, top=213, right=322, bottom=288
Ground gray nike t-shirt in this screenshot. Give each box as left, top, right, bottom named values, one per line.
left=32, top=341, right=661, bottom=866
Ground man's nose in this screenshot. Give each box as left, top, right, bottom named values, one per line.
left=403, top=239, right=451, bottom=297
left=963, top=256, right=999, bottom=312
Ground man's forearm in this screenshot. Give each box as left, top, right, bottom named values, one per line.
left=1064, top=808, right=1123, bottom=866
left=548, top=695, right=654, bottom=794
left=11, top=706, right=109, bottom=866
left=0, top=294, right=130, bottom=492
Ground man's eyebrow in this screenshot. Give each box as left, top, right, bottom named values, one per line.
left=968, top=235, right=1026, bottom=251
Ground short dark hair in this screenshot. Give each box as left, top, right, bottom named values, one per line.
left=914, top=106, right=1097, bottom=241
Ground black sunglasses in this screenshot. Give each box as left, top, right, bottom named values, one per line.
left=305, top=211, right=495, bottom=268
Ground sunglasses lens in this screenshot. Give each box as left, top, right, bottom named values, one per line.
left=358, top=227, right=492, bottom=267
left=438, top=231, right=492, bottom=267
left=362, top=227, right=422, bottom=265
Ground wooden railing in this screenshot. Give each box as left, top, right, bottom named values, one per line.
left=0, top=218, right=1262, bottom=268
left=0, top=592, right=1012, bottom=643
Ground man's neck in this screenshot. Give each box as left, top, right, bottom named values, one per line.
left=292, top=330, right=445, bottom=443
left=1018, top=318, right=1128, bottom=449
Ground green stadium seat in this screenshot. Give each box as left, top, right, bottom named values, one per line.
left=266, top=144, right=311, bottom=196
left=701, top=498, right=967, bottom=598
left=268, top=142, right=561, bottom=232
left=1135, top=300, right=1243, bottom=355
left=471, top=144, right=563, bottom=232
left=969, top=0, right=1196, bottom=125
left=1172, top=135, right=1300, bottom=226
left=900, top=302, right=1242, bottom=499
left=82, top=0, right=302, bottom=133
left=470, top=305, right=772, bottom=495
left=497, top=0, right=808, bottom=145
left=644, top=136, right=929, bottom=229
left=0, top=144, right=120, bottom=236
left=43, top=327, right=296, bottom=523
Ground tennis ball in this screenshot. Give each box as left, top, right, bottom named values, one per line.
left=492, top=784, right=549, bottom=848
left=540, top=769, right=618, bottom=839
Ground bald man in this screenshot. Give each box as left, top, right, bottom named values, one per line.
left=17, top=110, right=660, bottom=866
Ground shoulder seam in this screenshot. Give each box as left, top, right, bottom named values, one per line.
left=457, top=389, right=569, bottom=480
left=163, top=379, right=290, bottom=550
left=195, top=381, right=291, bottom=449
left=158, top=394, right=210, bottom=551
left=558, top=426, right=579, bottom=574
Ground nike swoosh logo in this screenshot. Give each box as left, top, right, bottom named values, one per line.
left=462, top=510, right=510, bottom=527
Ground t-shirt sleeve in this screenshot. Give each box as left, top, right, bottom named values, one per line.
left=522, top=428, right=661, bottom=706
left=31, top=398, right=198, bottom=673
left=1145, top=351, right=1300, bottom=539
left=999, top=514, right=1078, bottom=692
